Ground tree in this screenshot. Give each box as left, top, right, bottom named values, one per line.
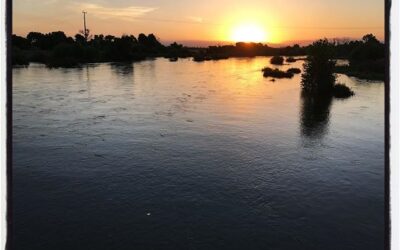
left=27, top=32, right=45, bottom=48
left=301, top=39, right=336, bottom=95
left=75, top=34, right=86, bottom=44
left=12, top=35, right=30, bottom=50
left=147, top=34, right=163, bottom=48
left=362, top=34, right=380, bottom=44
left=138, top=33, right=148, bottom=45
left=350, top=34, right=384, bottom=62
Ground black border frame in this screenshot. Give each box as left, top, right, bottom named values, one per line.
left=6, top=0, right=12, bottom=248
left=384, top=0, right=391, bottom=249
left=4, top=0, right=392, bottom=249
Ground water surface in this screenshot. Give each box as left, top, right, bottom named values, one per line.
left=13, top=58, right=385, bottom=250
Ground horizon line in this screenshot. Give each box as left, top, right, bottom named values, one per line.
left=12, top=31, right=384, bottom=48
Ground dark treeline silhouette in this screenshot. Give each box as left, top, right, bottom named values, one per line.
left=12, top=31, right=192, bottom=67
left=202, top=42, right=305, bottom=59
left=333, top=34, right=385, bottom=80
left=12, top=31, right=384, bottom=80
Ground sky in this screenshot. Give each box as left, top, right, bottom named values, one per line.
left=13, top=0, right=385, bottom=46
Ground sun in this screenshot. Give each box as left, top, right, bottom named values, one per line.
left=231, top=23, right=268, bottom=43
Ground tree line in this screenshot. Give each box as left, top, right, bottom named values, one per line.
left=12, top=31, right=195, bottom=67
left=12, top=31, right=384, bottom=80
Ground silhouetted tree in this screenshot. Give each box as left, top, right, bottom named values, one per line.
left=301, top=39, right=336, bottom=95
left=138, top=33, right=148, bottom=45
left=75, top=34, right=86, bottom=44
left=147, top=34, right=163, bottom=48
left=105, top=35, right=115, bottom=42
left=332, top=34, right=385, bottom=80
left=362, top=34, right=380, bottom=44
left=12, top=35, right=30, bottom=50
left=27, top=32, right=45, bottom=48
left=350, top=34, right=384, bottom=62
left=26, top=31, right=71, bottom=49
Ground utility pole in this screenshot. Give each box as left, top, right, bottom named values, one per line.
left=82, top=11, right=88, bottom=41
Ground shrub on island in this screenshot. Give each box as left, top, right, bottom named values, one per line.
left=270, top=56, right=284, bottom=65
left=287, top=68, right=301, bottom=74
left=333, top=83, right=355, bottom=98
left=262, top=67, right=294, bottom=78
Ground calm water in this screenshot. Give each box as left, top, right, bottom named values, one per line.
left=13, top=58, right=385, bottom=250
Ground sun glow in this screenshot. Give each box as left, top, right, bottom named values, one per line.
left=231, top=23, right=268, bottom=43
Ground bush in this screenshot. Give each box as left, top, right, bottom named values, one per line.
left=333, top=83, right=354, bottom=98
left=286, top=57, right=296, bottom=63
left=287, top=68, right=301, bottom=74
left=270, top=56, right=284, bottom=65
left=262, top=67, right=294, bottom=78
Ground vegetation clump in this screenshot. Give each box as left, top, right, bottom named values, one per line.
left=287, top=68, right=301, bottom=74
left=301, top=39, right=336, bottom=95
left=334, top=64, right=384, bottom=80
left=333, top=83, right=354, bottom=98
left=193, top=56, right=204, bottom=62
left=333, top=34, right=384, bottom=80
left=11, top=31, right=191, bottom=67
left=270, top=55, right=284, bottom=65
left=11, top=31, right=384, bottom=80
left=262, top=67, right=294, bottom=78
left=193, top=54, right=211, bottom=62
left=301, top=39, right=354, bottom=99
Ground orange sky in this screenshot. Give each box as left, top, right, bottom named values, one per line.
left=13, top=0, right=384, bottom=45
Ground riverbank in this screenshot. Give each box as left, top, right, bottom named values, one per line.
left=12, top=32, right=385, bottom=81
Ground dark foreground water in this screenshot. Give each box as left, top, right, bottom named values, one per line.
left=13, top=58, right=385, bottom=250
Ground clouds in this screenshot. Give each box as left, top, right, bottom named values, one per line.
left=70, top=2, right=156, bottom=21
